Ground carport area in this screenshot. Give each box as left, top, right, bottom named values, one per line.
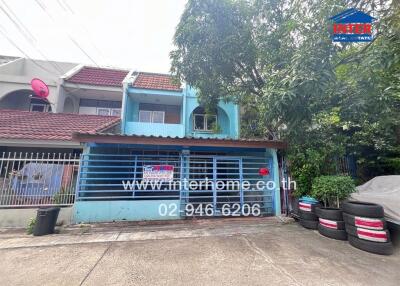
left=0, top=218, right=398, bottom=286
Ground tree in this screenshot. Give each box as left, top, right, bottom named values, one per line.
left=171, top=0, right=400, bottom=183
left=171, top=0, right=346, bottom=138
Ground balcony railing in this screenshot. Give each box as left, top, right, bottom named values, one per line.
left=125, top=121, right=185, bottom=137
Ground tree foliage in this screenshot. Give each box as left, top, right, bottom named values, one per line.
left=171, top=0, right=400, bottom=183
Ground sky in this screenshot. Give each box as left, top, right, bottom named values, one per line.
left=0, top=0, right=187, bottom=73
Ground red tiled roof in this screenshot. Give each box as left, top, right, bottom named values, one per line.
left=0, top=110, right=120, bottom=142
left=65, top=66, right=129, bottom=87
left=132, top=72, right=182, bottom=91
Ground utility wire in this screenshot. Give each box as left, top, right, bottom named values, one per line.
left=57, top=0, right=74, bottom=14
left=0, top=6, right=94, bottom=114
left=34, top=0, right=99, bottom=67
left=55, top=0, right=106, bottom=62
left=0, top=1, right=36, bottom=42
left=0, top=24, right=60, bottom=75
left=0, top=1, right=92, bottom=90
left=0, top=23, right=84, bottom=111
left=0, top=2, right=68, bottom=75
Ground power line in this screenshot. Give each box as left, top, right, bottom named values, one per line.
left=56, top=0, right=106, bottom=62
left=0, top=2, right=68, bottom=75
left=0, top=24, right=60, bottom=76
left=0, top=3, right=35, bottom=42
left=57, top=0, right=74, bottom=14
left=34, top=0, right=99, bottom=67
left=0, top=23, right=89, bottom=112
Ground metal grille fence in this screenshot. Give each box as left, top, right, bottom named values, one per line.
left=79, top=151, right=182, bottom=201
left=0, top=152, right=80, bottom=208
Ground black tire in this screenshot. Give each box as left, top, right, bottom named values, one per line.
left=345, top=224, right=391, bottom=243
left=318, top=218, right=346, bottom=230
left=315, top=207, right=343, bottom=221
left=387, top=221, right=400, bottom=247
left=299, top=218, right=318, bottom=230
left=299, top=210, right=318, bottom=221
left=343, top=212, right=386, bottom=230
left=342, top=201, right=384, bottom=218
left=348, top=234, right=393, bottom=255
left=318, top=224, right=347, bottom=240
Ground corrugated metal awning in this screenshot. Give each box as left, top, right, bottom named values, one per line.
left=72, top=132, right=287, bottom=149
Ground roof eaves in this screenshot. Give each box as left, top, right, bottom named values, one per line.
left=62, top=64, right=84, bottom=80
left=129, top=86, right=183, bottom=92
left=64, top=81, right=124, bottom=88
left=0, top=138, right=82, bottom=148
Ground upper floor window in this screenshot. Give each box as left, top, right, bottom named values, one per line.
left=97, top=108, right=121, bottom=116
left=193, top=107, right=217, bottom=132
left=79, top=99, right=122, bottom=116
left=139, top=110, right=165, bottom=123
left=30, top=98, right=50, bottom=112
left=30, top=103, right=50, bottom=112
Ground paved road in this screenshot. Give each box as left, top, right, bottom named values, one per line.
left=0, top=218, right=399, bottom=286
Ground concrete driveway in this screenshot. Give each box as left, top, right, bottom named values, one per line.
left=0, top=218, right=398, bottom=286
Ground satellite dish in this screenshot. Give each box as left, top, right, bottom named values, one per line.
left=31, top=78, right=49, bottom=98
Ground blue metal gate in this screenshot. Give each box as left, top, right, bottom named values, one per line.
left=181, top=155, right=273, bottom=217
left=77, top=151, right=274, bottom=219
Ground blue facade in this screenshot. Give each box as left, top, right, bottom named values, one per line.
left=122, top=85, right=240, bottom=139
left=73, top=72, right=281, bottom=223
left=74, top=144, right=279, bottom=223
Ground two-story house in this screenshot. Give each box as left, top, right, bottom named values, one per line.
left=73, top=71, right=286, bottom=223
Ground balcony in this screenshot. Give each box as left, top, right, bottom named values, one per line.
left=125, top=121, right=185, bottom=138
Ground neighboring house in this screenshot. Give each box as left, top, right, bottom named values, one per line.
left=0, top=56, right=128, bottom=117
left=0, top=110, right=120, bottom=222
left=0, top=56, right=77, bottom=112
left=72, top=72, right=286, bottom=223
left=60, top=65, right=129, bottom=116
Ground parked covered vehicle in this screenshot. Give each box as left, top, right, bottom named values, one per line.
left=350, top=176, right=400, bottom=244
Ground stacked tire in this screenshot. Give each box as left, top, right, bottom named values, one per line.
left=298, top=200, right=320, bottom=230
left=342, top=201, right=393, bottom=255
left=315, top=207, right=347, bottom=240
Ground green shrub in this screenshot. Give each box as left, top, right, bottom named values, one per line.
left=290, top=149, right=324, bottom=197
left=27, top=217, right=36, bottom=235
left=311, top=175, right=355, bottom=207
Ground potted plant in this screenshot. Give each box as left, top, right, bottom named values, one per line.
left=311, top=175, right=355, bottom=208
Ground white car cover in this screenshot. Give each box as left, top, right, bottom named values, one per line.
left=351, top=175, right=400, bottom=224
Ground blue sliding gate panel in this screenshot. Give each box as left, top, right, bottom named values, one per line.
left=75, top=150, right=274, bottom=222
